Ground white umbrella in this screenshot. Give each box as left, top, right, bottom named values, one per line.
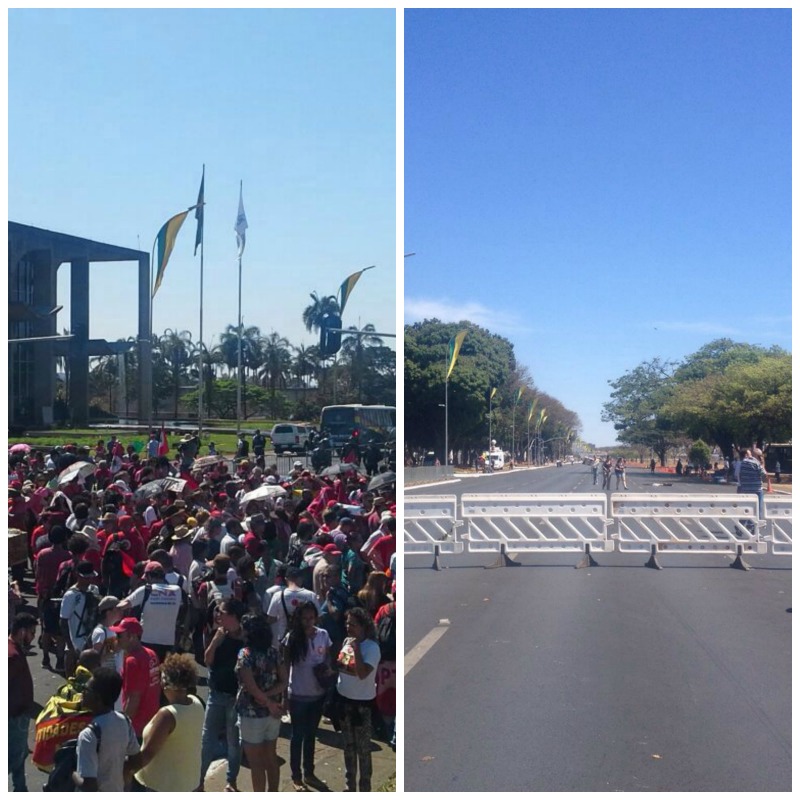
left=57, top=461, right=96, bottom=486
left=239, top=484, right=287, bottom=506
left=193, top=455, right=225, bottom=469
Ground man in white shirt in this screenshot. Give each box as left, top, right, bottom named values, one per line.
left=73, top=668, right=139, bottom=791
left=118, top=562, right=183, bottom=661
left=59, top=560, right=101, bottom=675
left=265, top=566, right=318, bottom=644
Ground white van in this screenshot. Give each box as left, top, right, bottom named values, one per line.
left=269, top=423, right=311, bottom=454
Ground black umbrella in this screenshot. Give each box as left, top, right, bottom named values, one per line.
left=133, top=476, right=187, bottom=500
left=367, top=471, right=396, bottom=491
left=320, top=463, right=364, bottom=478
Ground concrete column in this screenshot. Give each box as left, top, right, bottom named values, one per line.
left=69, top=258, right=90, bottom=426
left=137, top=253, right=152, bottom=424
left=32, top=252, right=57, bottom=425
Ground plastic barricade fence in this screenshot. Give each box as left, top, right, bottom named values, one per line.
left=611, top=493, right=767, bottom=558
left=764, top=496, right=792, bottom=555
left=404, top=495, right=462, bottom=555
left=460, top=494, right=613, bottom=561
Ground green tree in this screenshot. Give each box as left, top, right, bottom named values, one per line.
left=601, top=358, right=680, bottom=466
left=259, top=332, right=293, bottom=417
left=689, top=439, right=712, bottom=469
left=159, top=329, right=194, bottom=418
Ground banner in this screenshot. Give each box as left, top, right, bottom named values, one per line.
left=446, top=329, right=468, bottom=380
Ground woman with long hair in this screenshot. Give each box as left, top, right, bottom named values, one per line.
left=125, top=652, right=204, bottom=791
left=283, top=600, right=333, bottom=791
left=235, top=613, right=288, bottom=792
left=356, top=570, right=392, bottom=617
left=336, top=607, right=381, bottom=792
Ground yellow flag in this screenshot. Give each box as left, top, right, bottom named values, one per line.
left=490, top=387, right=498, bottom=401
left=446, top=329, right=468, bottom=380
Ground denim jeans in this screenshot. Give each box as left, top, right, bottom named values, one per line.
left=9, top=715, right=30, bottom=791
left=200, top=689, right=241, bottom=785
left=288, top=695, right=325, bottom=779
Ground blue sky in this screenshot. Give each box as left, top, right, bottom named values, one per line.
left=404, top=8, right=791, bottom=446
left=9, top=9, right=396, bottom=355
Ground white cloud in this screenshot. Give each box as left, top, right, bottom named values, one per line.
left=405, top=297, right=533, bottom=335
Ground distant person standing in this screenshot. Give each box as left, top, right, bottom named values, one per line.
left=591, top=457, right=600, bottom=485
left=737, top=448, right=768, bottom=520
left=252, top=430, right=267, bottom=468
left=615, top=457, right=628, bottom=490
left=774, top=460, right=782, bottom=484
left=601, top=456, right=613, bottom=490
left=676, top=459, right=683, bottom=477
left=649, top=458, right=657, bottom=474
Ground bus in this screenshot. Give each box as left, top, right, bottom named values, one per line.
left=319, top=404, right=396, bottom=449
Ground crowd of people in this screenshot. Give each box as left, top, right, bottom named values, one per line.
left=8, top=432, right=396, bottom=792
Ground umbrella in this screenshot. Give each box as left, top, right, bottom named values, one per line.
left=193, top=455, right=225, bottom=469
left=367, top=471, right=396, bottom=492
left=8, top=443, right=31, bottom=454
left=239, top=484, right=287, bottom=506
left=57, top=461, right=96, bottom=486
left=133, top=477, right=187, bottom=500
left=320, top=463, right=364, bottom=478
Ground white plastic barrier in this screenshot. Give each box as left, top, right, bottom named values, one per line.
left=611, top=494, right=767, bottom=556
left=404, top=495, right=463, bottom=555
left=460, top=493, right=613, bottom=555
left=764, top=496, right=792, bottom=555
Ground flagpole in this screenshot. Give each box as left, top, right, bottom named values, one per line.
left=149, top=235, right=158, bottom=430
left=198, top=164, right=205, bottom=436
left=445, top=348, right=449, bottom=468
left=512, top=397, right=516, bottom=465
left=237, top=252, right=243, bottom=434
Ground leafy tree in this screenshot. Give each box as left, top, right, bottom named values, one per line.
left=159, top=329, right=194, bottom=418
left=601, top=358, right=680, bottom=466
left=259, top=331, right=293, bottom=417
left=689, top=439, right=712, bottom=469
left=182, top=378, right=269, bottom=420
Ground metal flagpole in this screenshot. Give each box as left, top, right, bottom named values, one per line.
left=445, top=348, right=449, bottom=467
left=198, top=165, right=205, bottom=435
left=236, top=253, right=242, bottom=433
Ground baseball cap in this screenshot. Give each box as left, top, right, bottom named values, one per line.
left=144, top=560, right=165, bottom=575
left=322, top=543, right=342, bottom=557
left=109, top=617, right=143, bottom=637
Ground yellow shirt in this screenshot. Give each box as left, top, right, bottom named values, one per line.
left=135, top=695, right=204, bottom=791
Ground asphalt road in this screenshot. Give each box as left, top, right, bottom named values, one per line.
left=404, top=465, right=792, bottom=791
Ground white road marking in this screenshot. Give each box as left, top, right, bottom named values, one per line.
left=405, top=620, right=451, bottom=676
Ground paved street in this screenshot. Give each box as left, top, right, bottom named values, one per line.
left=405, top=464, right=792, bottom=791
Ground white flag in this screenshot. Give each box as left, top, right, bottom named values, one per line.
left=235, top=182, right=248, bottom=256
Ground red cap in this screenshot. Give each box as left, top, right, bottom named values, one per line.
left=109, top=617, right=143, bottom=637
left=322, top=543, right=342, bottom=556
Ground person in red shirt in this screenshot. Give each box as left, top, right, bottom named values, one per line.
left=111, top=617, right=161, bottom=738
left=117, top=515, right=146, bottom=563
left=34, top=526, right=72, bottom=668
left=9, top=612, right=38, bottom=791
left=366, top=518, right=396, bottom=574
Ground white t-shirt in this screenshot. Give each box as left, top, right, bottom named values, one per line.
left=91, top=625, right=124, bottom=710
left=60, top=585, right=101, bottom=650
left=143, top=506, right=158, bottom=527
left=336, top=637, right=380, bottom=701
left=265, top=587, right=319, bottom=644
left=76, top=710, right=139, bottom=791
left=126, top=582, right=183, bottom=647
left=284, top=627, right=332, bottom=698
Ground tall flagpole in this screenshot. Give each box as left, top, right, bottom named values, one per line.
left=197, top=165, right=205, bottom=436
left=236, top=180, right=244, bottom=434
left=445, top=348, right=449, bottom=468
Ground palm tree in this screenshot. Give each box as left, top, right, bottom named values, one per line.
left=159, top=329, right=194, bottom=419
left=302, top=291, right=340, bottom=336
left=259, top=332, right=293, bottom=417
left=341, top=323, right=384, bottom=401
left=292, top=344, right=316, bottom=391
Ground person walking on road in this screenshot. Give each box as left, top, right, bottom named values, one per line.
left=9, top=612, right=38, bottom=792
left=591, top=457, right=600, bottom=485
left=601, top=456, right=613, bottom=490
left=615, top=457, right=628, bottom=490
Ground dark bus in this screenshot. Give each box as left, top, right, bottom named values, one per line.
left=764, top=443, right=791, bottom=475
left=319, top=404, right=396, bottom=449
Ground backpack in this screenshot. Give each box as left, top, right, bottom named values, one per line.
left=376, top=602, right=396, bottom=661
left=43, top=720, right=101, bottom=792
left=74, top=590, right=101, bottom=642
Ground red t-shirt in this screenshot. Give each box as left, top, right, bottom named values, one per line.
left=370, top=534, right=396, bottom=571
left=34, top=547, right=72, bottom=597
left=123, top=645, right=161, bottom=736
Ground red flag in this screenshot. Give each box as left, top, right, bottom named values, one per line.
left=158, top=424, right=169, bottom=457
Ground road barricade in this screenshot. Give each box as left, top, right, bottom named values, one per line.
left=404, top=495, right=461, bottom=568
left=460, top=493, right=613, bottom=568
left=610, top=493, right=767, bottom=570
left=763, top=496, right=792, bottom=555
